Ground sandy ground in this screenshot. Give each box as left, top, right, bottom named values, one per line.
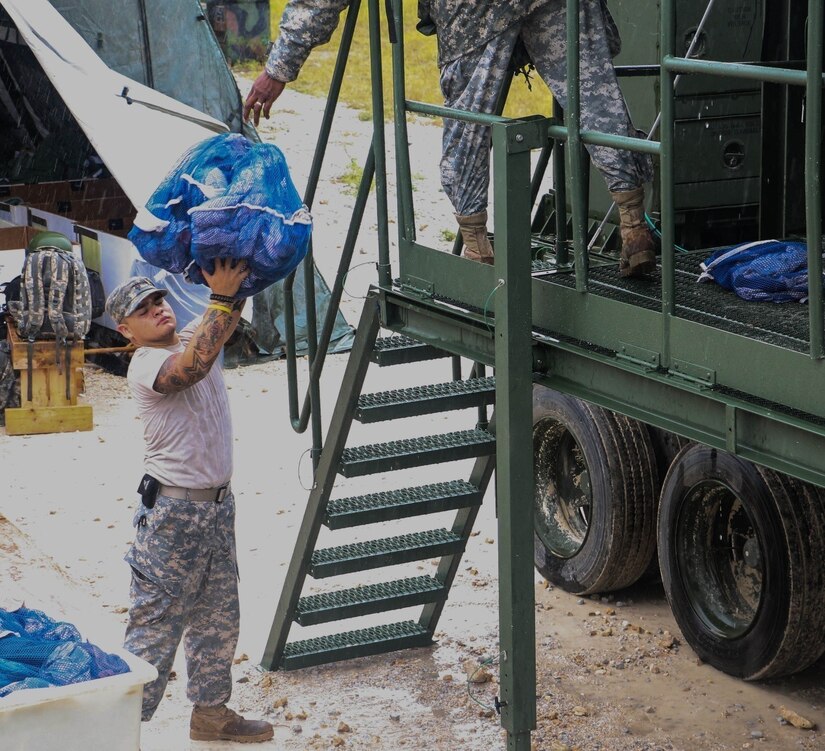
left=2, top=79, right=825, bottom=751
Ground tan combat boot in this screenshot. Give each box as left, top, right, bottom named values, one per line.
left=456, top=210, right=495, bottom=265
left=611, top=187, right=656, bottom=278
left=190, top=704, right=274, bottom=743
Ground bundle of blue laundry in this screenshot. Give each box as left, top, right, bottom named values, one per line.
left=698, top=239, right=816, bottom=302
left=0, top=607, right=130, bottom=697
left=128, top=132, right=312, bottom=299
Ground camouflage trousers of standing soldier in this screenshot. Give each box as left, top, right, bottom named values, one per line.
left=123, top=492, right=240, bottom=721
left=439, top=0, right=654, bottom=216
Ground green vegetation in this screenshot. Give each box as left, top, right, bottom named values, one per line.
left=439, top=228, right=456, bottom=243
left=333, top=157, right=368, bottom=195
left=267, top=1, right=553, bottom=121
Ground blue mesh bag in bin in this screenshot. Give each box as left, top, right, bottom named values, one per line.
left=129, top=133, right=312, bottom=298
left=0, top=606, right=130, bottom=696
left=698, top=239, right=812, bottom=302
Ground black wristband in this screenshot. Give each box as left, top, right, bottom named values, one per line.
left=209, top=293, right=235, bottom=304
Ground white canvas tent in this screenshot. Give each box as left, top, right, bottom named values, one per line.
left=0, top=0, right=353, bottom=356
left=1, top=0, right=227, bottom=219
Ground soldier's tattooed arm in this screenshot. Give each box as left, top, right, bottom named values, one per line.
left=154, top=259, right=248, bottom=394
left=153, top=308, right=237, bottom=393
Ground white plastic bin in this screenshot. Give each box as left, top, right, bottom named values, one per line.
left=0, top=647, right=157, bottom=751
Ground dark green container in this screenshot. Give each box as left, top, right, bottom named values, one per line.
left=204, top=0, right=270, bottom=64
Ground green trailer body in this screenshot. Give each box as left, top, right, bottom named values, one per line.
left=265, top=1, right=825, bottom=749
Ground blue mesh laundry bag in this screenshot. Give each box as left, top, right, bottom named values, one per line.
left=129, top=133, right=312, bottom=297
left=698, top=240, right=812, bottom=302
left=129, top=135, right=250, bottom=273
left=0, top=635, right=57, bottom=666
left=0, top=606, right=81, bottom=642
left=0, top=677, right=51, bottom=698
left=0, top=655, right=41, bottom=685
left=0, top=607, right=130, bottom=696
left=40, top=641, right=94, bottom=686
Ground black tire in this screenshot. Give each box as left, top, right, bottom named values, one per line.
left=658, top=444, right=825, bottom=679
left=533, top=386, right=658, bottom=594
left=639, top=426, right=691, bottom=584
left=646, top=425, right=690, bottom=483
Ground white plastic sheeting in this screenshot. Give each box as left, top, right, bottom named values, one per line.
left=0, top=0, right=227, bottom=213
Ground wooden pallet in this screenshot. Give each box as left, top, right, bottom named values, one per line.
left=5, top=322, right=92, bottom=435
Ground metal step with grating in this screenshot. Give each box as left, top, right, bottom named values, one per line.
left=262, top=300, right=495, bottom=673
left=325, top=479, right=483, bottom=529
left=370, top=334, right=449, bottom=366
left=295, top=576, right=446, bottom=626
left=309, top=528, right=464, bottom=578
left=281, top=620, right=432, bottom=670
left=355, top=377, right=496, bottom=423
left=339, top=428, right=496, bottom=477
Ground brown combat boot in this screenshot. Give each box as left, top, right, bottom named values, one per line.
left=456, top=210, right=494, bottom=265
left=190, top=704, right=274, bottom=743
left=611, top=187, right=656, bottom=278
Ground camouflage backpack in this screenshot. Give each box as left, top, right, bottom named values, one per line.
left=8, top=230, right=93, bottom=343
left=7, top=231, right=92, bottom=403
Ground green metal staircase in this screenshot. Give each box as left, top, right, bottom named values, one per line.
left=261, top=293, right=497, bottom=670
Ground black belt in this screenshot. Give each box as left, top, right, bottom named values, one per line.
left=158, top=484, right=231, bottom=502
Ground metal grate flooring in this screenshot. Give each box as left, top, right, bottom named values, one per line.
left=537, top=250, right=822, bottom=354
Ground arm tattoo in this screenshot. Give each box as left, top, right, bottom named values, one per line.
left=154, top=308, right=234, bottom=393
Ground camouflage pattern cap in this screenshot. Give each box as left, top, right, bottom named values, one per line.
left=105, top=276, right=167, bottom=324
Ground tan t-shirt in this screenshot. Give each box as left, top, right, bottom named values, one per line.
left=127, top=318, right=233, bottom=489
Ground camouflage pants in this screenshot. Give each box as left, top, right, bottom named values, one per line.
left=440, top=0, right=653, bottom=216
left=123, top=493, right=240, bottom=721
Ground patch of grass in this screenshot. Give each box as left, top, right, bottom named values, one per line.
left=440, top=228, right=457, bottom=243
left=333, top=157, right=369, bottom=196
left=266, top=2, right=553, bottom=122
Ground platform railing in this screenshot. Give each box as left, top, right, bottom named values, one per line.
left=657, top=0, right=823, bottom=359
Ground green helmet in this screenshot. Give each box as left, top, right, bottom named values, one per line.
left=27, top=230, right=73, bottom=254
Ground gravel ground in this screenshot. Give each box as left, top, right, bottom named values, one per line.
left=1, top=78, right=824, bottom=751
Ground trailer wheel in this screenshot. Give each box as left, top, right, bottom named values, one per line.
left=658, top=445, right=825, bottom=679
left=646, top=425, right=689, bottom=482
left=638, top=426, right=691, bottom=583
left=533, top=386, right=658, bottom=594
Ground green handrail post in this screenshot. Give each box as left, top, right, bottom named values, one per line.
left=660, top=0, right=677, bottom=368
left=368, top=0, right=392, bottom=288
left=806, top=0, right=824, bottom=359
left=389, top=0, right=416, bottom=244
left=566, top=0, right=588, bottom=291
left=283, top=0, right=362, bottom=450
left=289, top=146, right=377, bottom=434
left=551, top=106, right=569, bottom=265
left=492, top=118, right=537, bottom=751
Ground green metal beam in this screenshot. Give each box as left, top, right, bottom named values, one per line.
left=367, top=0, right=391, bottom=287
left=533, top=338, right=825, bottom=488
left=528, top=276, right=825, bottom=418
left=491, top=119, right=536, bottom=751
left=566, top=0, right=588, bottom=293
left=664, top=55, right=812, bottom=86
left=806, top=0, right=824, bottom=358
left=380, top=283, right=497, bottom=365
